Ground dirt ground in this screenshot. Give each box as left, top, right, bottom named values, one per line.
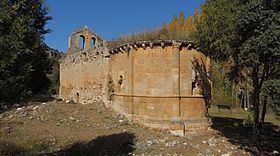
left=0, top=99, right=279, bottom=156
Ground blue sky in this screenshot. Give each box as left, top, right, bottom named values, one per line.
left=44, top=0, right=205, bottom=52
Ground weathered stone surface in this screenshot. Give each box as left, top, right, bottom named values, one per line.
left=60, top=27, right=211, bottom=134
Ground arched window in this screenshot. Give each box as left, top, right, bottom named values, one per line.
left=79, top=35, right=85, bottom=49
left=90, top=37, right=96, bottom=47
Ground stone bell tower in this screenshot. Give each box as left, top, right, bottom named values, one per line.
left=67, top=26, right=101, bottom=53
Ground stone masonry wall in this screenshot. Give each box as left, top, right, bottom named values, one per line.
left=108, top=41, right=210, bottom=134
left=60, top=43, right=107, bottom=104
left=60, top=27, right=210, bottom=135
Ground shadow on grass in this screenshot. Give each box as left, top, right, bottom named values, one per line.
left=45, top=132, right=135, bottom=156
left=211, top=116, right=280, bottom=155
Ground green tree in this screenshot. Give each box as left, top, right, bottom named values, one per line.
left=192, top=0, right=280, bottom=141
left=236, top=0, right=280, bottom=138
left=210, top=61, right=233, bottom=103
left=263, top=80, right=280, bottom=116
left=0, top=0, right=52, bottom=103
left=46, top=47, right=62, bottom=95
left=192, top=0, right=240, bottom=61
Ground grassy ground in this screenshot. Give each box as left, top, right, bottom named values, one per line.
left=209, top=105, right=280, bottom=126
left=209, top=105, right=280, bottom=156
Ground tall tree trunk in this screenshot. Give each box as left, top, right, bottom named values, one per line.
left=252, top=89, right=260, bottom=141
left=260, top=95, right=268, bottom=124
left=252, top=67, right=261, bottom=143
left=260, top=61, right=269, bottom=127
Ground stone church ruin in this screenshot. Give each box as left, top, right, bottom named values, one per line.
left=60, top=26, right=210, bottom=135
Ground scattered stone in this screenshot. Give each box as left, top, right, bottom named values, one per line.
left=194, top=144, right=200, bottom=149
left=33, top=106, right=39, bottom=110
left=273, top=150, right=279, bottom=154
left=19, top=112, right=28, bottom=118
left=171, top=141, right=178, bottom=146
left=147, top=140, right=153, bottom=145
left=165, top=140, right=179, bottom=147
left=221, top=152, right=232, bottom=156
left=118, top=119, right=129, bottom=126
left=207, top=137, right=217, bottom=146
left=8, top=115, right=14, bottom=119
left=136, top=142, right=149, bottom=151
left=0, top=100, right=255, bottom=155
left=16, top=107, right=23, bottom=111
left=170, top=130, right=184, bottom=137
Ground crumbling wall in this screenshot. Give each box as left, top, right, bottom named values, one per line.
left=60, top=42, right=107, bottom=104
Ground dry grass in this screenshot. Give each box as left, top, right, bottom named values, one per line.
left=107, top=28, right=190, bottom=49
left=0, top=100, right=252, bottom=156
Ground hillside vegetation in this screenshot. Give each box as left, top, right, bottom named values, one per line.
left=107, top=10, right=199, bottom=49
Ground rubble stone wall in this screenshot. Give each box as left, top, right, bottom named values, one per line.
left=60, top=42, right=107, bottom=104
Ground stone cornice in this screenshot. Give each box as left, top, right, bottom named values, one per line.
left=108, top=40, right=196, bottom=56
